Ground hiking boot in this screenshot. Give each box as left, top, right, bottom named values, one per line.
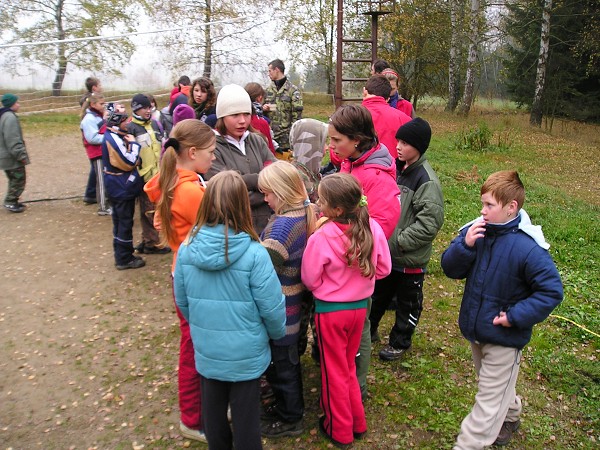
left=261, top=419, right=304, bottom=438
left=4, top=203, right=26, bottom=213
left=179, top=421, right=207, bottom=443
left=142, top=245, right=171, bottom=254
left=494, top=419, right=520, bottom=446
left=116, top=256, right=146, bottom=270
left=379, top=345, right=411, bottom=361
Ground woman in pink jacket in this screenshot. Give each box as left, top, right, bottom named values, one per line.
left=301, top=173, right=391, bottom=447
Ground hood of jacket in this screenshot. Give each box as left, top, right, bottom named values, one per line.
left=185, top=224, right=253, bottom=271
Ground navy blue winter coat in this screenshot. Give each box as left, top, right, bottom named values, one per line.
left=441, top=214, right=563, bottom=349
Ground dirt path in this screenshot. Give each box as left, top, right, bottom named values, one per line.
left=0, top=132, right=183, bottom=449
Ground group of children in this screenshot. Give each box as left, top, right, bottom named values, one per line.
left=75, top=72, right=563, bottom=449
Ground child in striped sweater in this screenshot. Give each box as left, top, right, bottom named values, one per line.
left=258, top=161, right=318, bottom=438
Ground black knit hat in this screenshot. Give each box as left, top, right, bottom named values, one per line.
left=131, top=93, right=151, bottom=112
left=395, top=118, right=431, bottom=154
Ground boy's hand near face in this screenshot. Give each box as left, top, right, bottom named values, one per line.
left=465, top=219, right=486, bottom=247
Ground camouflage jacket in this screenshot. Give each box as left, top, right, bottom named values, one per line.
left=264, top=78, right=303, bottom=151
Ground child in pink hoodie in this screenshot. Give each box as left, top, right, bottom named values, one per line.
left=301, top=173, right=391, bottom=447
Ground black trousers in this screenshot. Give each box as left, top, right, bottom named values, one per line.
left=369, top=271, right=425, bottom=350
left=265, top=342, right=304, bottom=423
left=201, top=377, right=262, bottom=450
left=110, top=198, right=136, bottom=265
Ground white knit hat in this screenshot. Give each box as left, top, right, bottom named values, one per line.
left=216, top=84, right=252, bottom=119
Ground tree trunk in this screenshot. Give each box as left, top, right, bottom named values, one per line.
left=446, top=0, right=461, bottom=112
left=458, top=0, right=480, bottom=116
left=202, top=0, right=212, bottom=78
left=51, top=0, right=66, bottom=96
left=530, top=0, right=552, bottom=127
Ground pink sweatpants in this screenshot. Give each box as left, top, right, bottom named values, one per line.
left=316, top=308, right=367, bottom=445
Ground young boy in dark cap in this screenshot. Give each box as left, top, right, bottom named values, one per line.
left=369, top=117, right=445, bottom=360
left=0, top=93, right=30, bottom=213
left=127, top=93, right=169, bottom=255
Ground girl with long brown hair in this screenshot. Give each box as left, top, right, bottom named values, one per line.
left=174, top=170, right=286, bottom=450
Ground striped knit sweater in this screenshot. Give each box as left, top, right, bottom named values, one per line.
left=260, top=207, right=309, bottom=346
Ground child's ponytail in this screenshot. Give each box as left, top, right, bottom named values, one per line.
left=156, top=140, right=179, bottom=247
left=347, top=196, right=375, bottom=278
left=318, top=174, right=376, bottom=278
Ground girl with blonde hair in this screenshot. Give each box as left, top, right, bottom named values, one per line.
left=257, top=161, right=317, bottom=437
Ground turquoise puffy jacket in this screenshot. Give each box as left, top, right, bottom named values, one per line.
left=174, top=224, right=286, bottom=382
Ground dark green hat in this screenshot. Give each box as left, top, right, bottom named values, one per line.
left=1, top=93, right=18, bottom=108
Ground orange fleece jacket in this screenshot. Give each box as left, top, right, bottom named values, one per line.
left=144, top=168, right=206, bottom=271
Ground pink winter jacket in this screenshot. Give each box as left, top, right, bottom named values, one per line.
left=301, top=218, right=392, bottom=302
left=339, top=144, right=401, bottom=239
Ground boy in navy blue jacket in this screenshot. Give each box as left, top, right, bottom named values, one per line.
left=441, top=170, right=563, bottom=449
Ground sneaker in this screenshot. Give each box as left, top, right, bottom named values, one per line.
left=494, top=419, right=520, bottom=446
left=318, top=416, right=351, bottom=449
left=179, top=421, right=207, bottom=443
left=261, top=419, right=304, bottom=438
left=141, top=245, right=171, bottom=255
left=379, top=345, right=411, bottom=361
left=97, top=207, right=112, bottom=216
left=116, top=256, right=146, bottom=270
left=83, top=197, right=97, bottom=204
left=4, top=203, right=26, bottom=213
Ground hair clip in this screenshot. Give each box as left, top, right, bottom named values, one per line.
left=358, top=195, right=368, bottom=207
left=303, top=199, right=310, bottom=207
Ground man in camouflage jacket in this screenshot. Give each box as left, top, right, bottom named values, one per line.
left=264, top=59, right=303, bottom=156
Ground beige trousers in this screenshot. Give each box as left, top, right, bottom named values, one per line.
left=454, top=342, right=522, bottom=450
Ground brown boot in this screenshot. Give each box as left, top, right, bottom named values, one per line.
left=494, top=419, right=521, bottom=446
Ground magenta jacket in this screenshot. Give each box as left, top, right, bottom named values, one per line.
left=339, top=144, right=401, bottom=239
left=362, top=96, right=411, bottom=159
left=301, top=218, right=392, bottom=302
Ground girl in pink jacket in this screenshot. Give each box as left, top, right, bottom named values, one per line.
left=301, top=173, right=391, bottom=447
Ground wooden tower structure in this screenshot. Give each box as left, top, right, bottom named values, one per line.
left=335, top=0, right=395, bottom=108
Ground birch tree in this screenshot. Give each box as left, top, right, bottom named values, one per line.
left=445, top=0, right=464, bottom=112
left=529, top=0, right=552, bottom=126
left=458, top=0, right=481, bottom=115
left=149, top=0, right=275, bottom=82
left=1, top=0, right=136, bottom=96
